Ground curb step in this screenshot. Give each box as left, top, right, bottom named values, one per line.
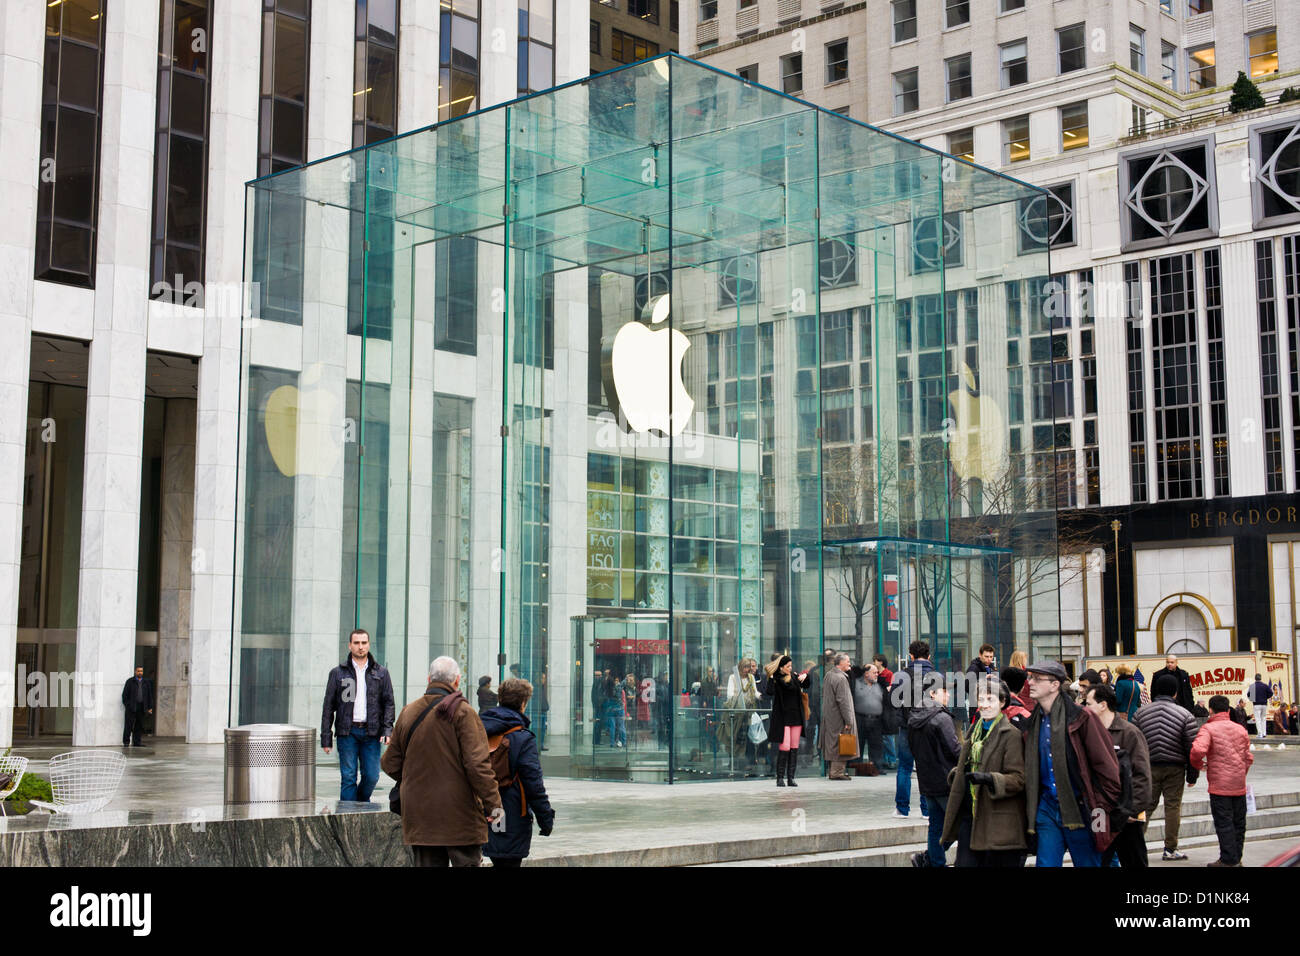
left=693, top=807, right=1300, bottom=868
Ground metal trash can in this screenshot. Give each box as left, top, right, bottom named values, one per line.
left=224, top=724, right=316, bottom=804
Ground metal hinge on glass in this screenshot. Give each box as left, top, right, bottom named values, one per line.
left=500, top=424, right=509, bottom=437
left=358, top=444, right=365, bottom=458
left=363, top=240, right=370, bottom=252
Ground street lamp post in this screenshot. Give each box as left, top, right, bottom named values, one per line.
left=1111, top=519, right=1122, bottom=655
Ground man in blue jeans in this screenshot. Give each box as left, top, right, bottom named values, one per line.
left=891, top=640, right=934, bottom=818
left=321, top=629, right=396, bottom=802
left=1023, top=660, right=1122, bottom=867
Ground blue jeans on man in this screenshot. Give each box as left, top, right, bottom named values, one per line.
left=894, top=731, right=930, bottom=817
left=882, top=730, right=898, bottom=769
left=925, top=792, right=951, bottom=866
left=1034, top=796, right=1102, bottom=867
left=337, top=727, right=381, bottom=802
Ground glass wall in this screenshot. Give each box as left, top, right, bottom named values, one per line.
left=237, top=54, right=1057, bottom=780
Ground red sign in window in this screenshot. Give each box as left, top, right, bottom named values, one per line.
left=594, top=639, right=670, bottom=655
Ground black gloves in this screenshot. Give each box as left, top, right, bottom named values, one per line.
left=539, top=823, right=553, bottom=837
left=967, top=771, right=994, bottom=787
left=1186, top=767, right=1199, bottom=787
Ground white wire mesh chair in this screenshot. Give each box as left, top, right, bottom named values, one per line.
left=28, top=750, right=126, bottom=814
left=0, top=755, right=28, bottom=801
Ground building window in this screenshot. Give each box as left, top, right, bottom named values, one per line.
left=1129, top=25, right=1145, bottom=74
left=258, top=1, right=310, bottom=175
left=611, top=28, right=657, bottom=64
left=1122, top=140, right=1216, bottom=250
left=736, top=63, right=758, bottom=83
left=671, top=1, right=678, bottom=31
left=1017, top=182, right=1075, bottom=252
left=893, top=68, right=918, bottom=115
left=35, top=0, right=108, bottom=287
left=819, top=236, right=857, bottom=289
left=1000, top=39, right=1027, bottom=88
left=519, top=0, right=555, bottom=95
left=892, top=0, right=916, bottom=43
left=1203, top=247, right=1229, bottom=496
left=354, top=1, right=398, bottom=147
left=826, top=39, right=848, bottom=84
left=434, top=236, right=478, bottom=354
left=700, top=0, right=717, bottom=20
left=1256, top=239, right=1284, bottom=491
left=1060, top=102, right=1088, bottom=151
left=1000, top=0, right=1024, bottom=10
left=1284, top=236, right=1300, bottom=490
left=944, top=0, right=969, bottom=29
left=945, top=54, right=971, bottom=102
left=1125, top=261, right=1148, bottom=502
left=780, top=53, right=802, bottom=94
left=718, top=254, right=759, bottom=307
left=1248, top=30, right=1278, bottom=79
left=440, top=0, right=479, bottom=117
left=628, top=0, right=658, bottom=22
left=948, top=127, right=974, bottom=162
left=738, top=0, right=755, bottom=8
left=1252, top=118, right=1300, bottom=226
left=591, top=21, right=600, bottom=54
left=1003, top=114, right=1029, bottom=164
left=1161, top=41, right=1178, bottom=89
left=1150, top=253, right=1202, bottom=501
left=1188, top=0, right=1212, bottom=12
left=912, top=213, right=962, bottom=273
left=150, top=0, right=211, bottom=302
left=1057, top=24, right=1085, bottom=74
left=1188, top=45, right=1215, bottom=91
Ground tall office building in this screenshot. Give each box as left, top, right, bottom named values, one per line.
left=0, top=0, right=588, bottom=747
left=685, top=0, right=1300, bottom=686
left=589, top=0, right=679, bottom=73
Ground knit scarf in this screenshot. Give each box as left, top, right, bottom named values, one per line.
left=968, top=714, right=1000, bottom=807
left=1025, top=693, right=1085, bottom=831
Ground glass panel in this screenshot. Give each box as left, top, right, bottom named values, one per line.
left=238, top=54, right=1055, bottom=782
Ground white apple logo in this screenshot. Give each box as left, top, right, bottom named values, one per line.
left=608, top=294, right=694, bottom=436
left=946, top=361, right=1006, bottom=483
left=263, top=363, right=346, bottom=478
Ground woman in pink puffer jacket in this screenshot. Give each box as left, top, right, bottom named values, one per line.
left=1190, top=696, right=1254, bottom=866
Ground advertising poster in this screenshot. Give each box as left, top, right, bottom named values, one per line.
left=884, top=574, right=899, bottom=631
left=1085, top=651, right=1295, bottom=715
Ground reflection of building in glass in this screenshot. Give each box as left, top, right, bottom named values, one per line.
left=234, top=54, right=1057, bottom=780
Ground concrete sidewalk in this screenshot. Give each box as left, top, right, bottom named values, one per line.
left=4, top=739, right=1298, bottom=866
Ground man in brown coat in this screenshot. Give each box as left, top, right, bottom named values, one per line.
left=821, top=652, right=857, bottom=780
left=381, top=655, right=503, bottom=867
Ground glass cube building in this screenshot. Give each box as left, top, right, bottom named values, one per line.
left=237, top=54, right=1059, bottom=781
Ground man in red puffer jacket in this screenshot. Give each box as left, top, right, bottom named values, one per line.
left=1190, top=695, right=1254, bottom=867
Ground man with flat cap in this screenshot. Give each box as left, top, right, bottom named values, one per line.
left=1023, top=660, right=1122, bottom=867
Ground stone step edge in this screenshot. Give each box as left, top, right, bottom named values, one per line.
left=529, top=798, right=1300, bottom=867
left=691, top=819, right=1300, bottom=868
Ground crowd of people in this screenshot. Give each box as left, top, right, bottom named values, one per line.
left=321, top=628, right=1277, bottom=868
left=796, top=644, right=1259, bottom=868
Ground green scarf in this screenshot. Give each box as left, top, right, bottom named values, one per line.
left=1025, top=694, right=1085, bottom=831
left=968, top=713, right=1000, bottom=806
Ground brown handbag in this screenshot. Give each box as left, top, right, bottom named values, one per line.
left=838, top=731, right=857, bottom=757
left=800, top=692, right=811, bottom=721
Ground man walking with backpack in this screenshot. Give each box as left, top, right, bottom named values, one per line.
left=890, top=641, right=935, bottom=818
left=382, top=656, right=502, bottom=867
left=1132, top=671, right=1199, bottom=861
left=1023, top=661, right=1122, bottom=867
left=480, top=678, right=555, bottom=867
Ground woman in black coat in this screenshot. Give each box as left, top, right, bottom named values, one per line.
left=767, top=656, right=809, bottom=788
left=480, top=678, right=555, bottom=867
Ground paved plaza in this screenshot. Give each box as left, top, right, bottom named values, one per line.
left=5, top=739, right=1299, bottom=865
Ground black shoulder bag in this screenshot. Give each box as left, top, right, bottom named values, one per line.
left=388, top=694, right=443, bottom=816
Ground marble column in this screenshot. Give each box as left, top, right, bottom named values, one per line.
left=0, top=0, right=45, bottom=747
left=73, top=1, right=160, bottom=746
left=188, top=0, right=259, bottom=742
left=156, top=399, right=195, bottom=737
left=286, top=201, right=349, bottom=729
